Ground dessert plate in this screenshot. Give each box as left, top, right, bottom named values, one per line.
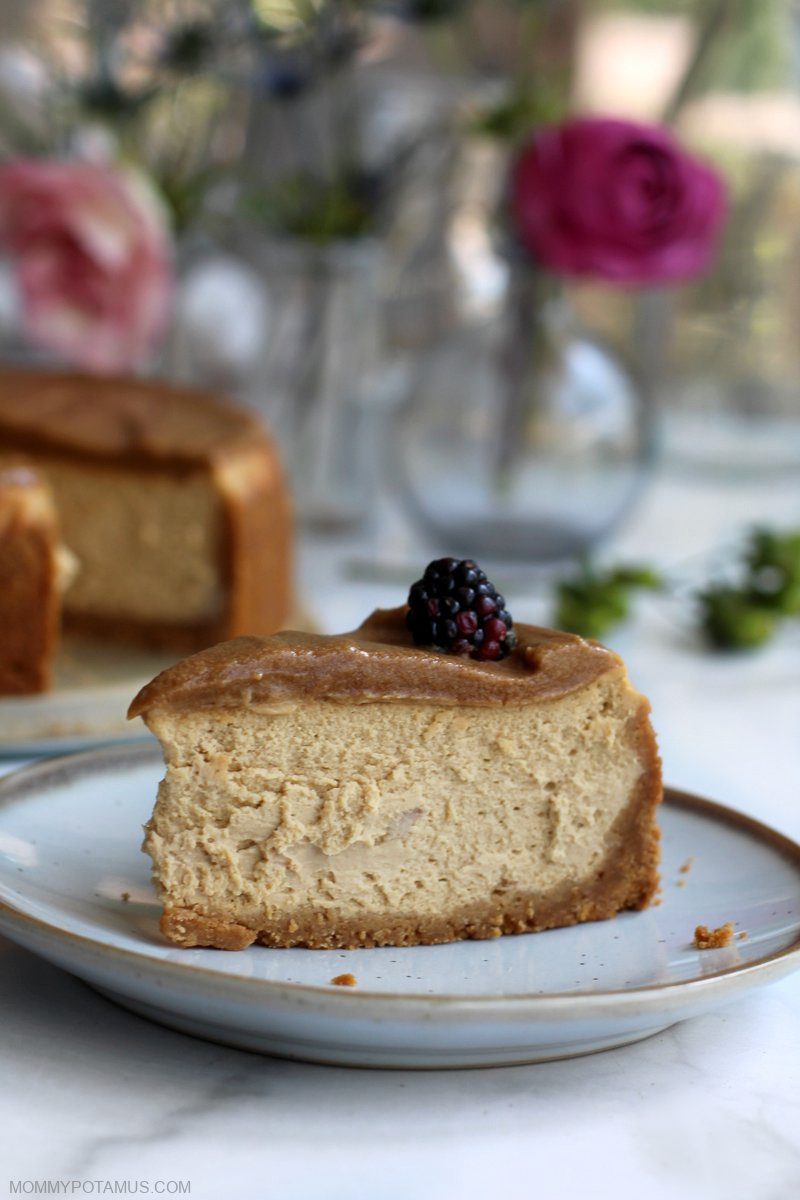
left=0, top=605, right=313, bottom=758
left=0, top=638, right=169, bottom=756
left=0, top=744, right=799, bottom=1069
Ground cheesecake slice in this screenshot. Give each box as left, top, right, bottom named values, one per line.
left=131, top=602, right=662, bottom=950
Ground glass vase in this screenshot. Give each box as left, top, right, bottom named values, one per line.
left=249, top=238, right=385, bottom=530
left=164, top=233, right=387, bottom=531
left=392, top=258, right=654, bottom=565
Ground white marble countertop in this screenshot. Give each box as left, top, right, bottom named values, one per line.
left=2, top=461, right=800, bottom=1200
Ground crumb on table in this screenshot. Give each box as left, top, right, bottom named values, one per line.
left=331, top=972, right=357, bottom=987
left=693, top=921, right=735, bottom=949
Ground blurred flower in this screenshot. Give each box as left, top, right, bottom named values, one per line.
left=509, top=116, right=727, bottom=285
left=0, top=157, right=172, bottom=372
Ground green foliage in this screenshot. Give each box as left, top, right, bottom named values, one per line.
left=240, top=170, right=375, bottom=241
left=553, top=560, right=662, bottom=640
left=469, top=88, right=564, bottom=142
left=699, top=527, right=800, bottom=649
left=744, top=528, right=800, bottom=615
left=697, top=586, right=779, bottom=650
left=552, top=527, right=800, bottom=651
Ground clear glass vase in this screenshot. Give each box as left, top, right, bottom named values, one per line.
left=169, top=234, right=386, bottom=532
left=245, top=238, right=385, bottom=530
left=392, top=260, right=655, bottom=565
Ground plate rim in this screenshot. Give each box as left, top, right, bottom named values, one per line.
left=1, top=742, right=799, bottom=1017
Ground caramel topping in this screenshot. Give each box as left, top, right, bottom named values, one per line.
left=0, top=369, right=267, bottom=467
left=128, top=607, right=620, bottom=718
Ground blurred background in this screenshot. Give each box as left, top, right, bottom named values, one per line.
left=1, top=0, right=799, bottom=585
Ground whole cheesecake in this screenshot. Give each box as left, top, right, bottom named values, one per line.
left=131, top=592, right=662, bottom=951
left=0, top=368, right=292, bottom=655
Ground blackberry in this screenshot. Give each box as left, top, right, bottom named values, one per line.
left=405, top=557, right=516, bottom=661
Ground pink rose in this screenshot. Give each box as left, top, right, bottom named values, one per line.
left=509, top=117, right=726, bottom=285
left=0, top=158, right=173, bottom=372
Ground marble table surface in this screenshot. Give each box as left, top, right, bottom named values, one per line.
left=2, top=461, right=800, bottom=1200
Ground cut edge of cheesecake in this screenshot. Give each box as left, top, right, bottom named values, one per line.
left=156, top=781, right=661, bottom=951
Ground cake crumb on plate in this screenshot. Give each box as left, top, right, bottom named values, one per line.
left=693, top=921, right=734, bottom=949
left=331, top=973, right=357, bottom=987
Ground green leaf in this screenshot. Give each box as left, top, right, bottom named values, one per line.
left=553, top=559, right=662, bottom=639
left=744, top=527, right=800, bottom=614
left=698, top=586, right=779, bottom=650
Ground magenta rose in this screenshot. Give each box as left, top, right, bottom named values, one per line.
left=509, top=116, right=726, bottom=285
left=0, top=158, right=173, bottom=372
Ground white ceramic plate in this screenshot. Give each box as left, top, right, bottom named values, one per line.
left=0, top=638, right=170, bottom=756
left=0, top=744, right=798, bottom=1069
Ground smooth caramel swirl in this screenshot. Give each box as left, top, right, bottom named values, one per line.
left=128, top=607, right=620, bottom=717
